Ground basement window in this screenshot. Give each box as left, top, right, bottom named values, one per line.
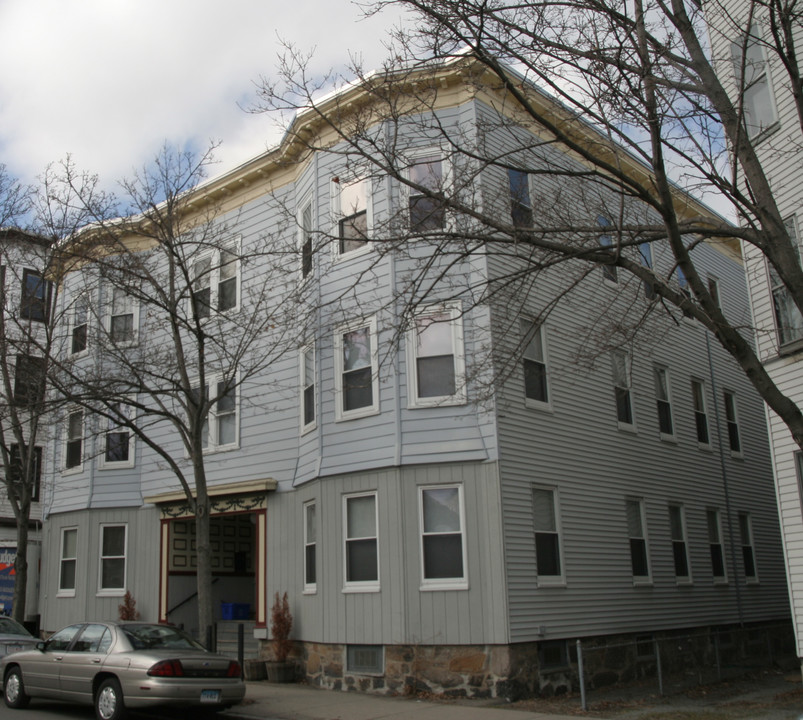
left=346, top=645, right=383, bottom=675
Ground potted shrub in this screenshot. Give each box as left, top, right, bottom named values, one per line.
left=266, top=591, right=295, bottom=682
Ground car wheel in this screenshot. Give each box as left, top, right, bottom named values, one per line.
left=95, top=677, right=127, bottom=720
left=4, top=666, right=31, bottom=709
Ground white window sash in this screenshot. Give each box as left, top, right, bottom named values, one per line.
left=332, top=177, right=373, bottom=260
left=334, top=318, right=379, bottom=421
left=97, top=523, right=128, bottom=595
left=343, top=492, right=380, bottom=592
left=419, top=484, right=468, bottom=590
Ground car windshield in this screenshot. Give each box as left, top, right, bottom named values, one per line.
left=0, top=617, right=32, bottom=637
left=120, top=624, right=206, bottom=651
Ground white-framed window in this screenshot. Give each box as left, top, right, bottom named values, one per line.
left=769, top=216, right=803, bottom=348
left=193, top=374, right=239, bottom=452
left=419, top=485, right=467, bottom=590
left=7, top=444, right=42, bottom=502
left=190, top=238, right=241, bottom=319
left=406, top=149, right=448, bottom=232
left=303, top=501, right=317, bottom=593
left=669, top=504, right=691, bottom=583
left=300, top=344, right=316, bottom=432
left=707, top=508, right=727, bottom=583
left=597, top=215, right=618, bottom=283
left=344, top=492, right=379, bottom=591
left=20, top=268, right=51, bottom=322
left=508, top=169, right=533, bottom=228
left=521, top=319, right=550, bottom=408
left=99, top=400, right=135, bottom=469
left=335, top=318, right=379, bottom=420
left=333, top=177, right=371, bottom=258
left=58, top=527, right=78, bottom=596
left=723, top=390, right=742, bottom=456
left=299, top=197, right=314, bottom=279
left=106, top=286, right=139, bottom=345
left=653, top=366, right=674, bottom=439
left=533, top=487, right=564, bottom=585
left=625, top=498, right=651, bottom=582
left=611, top=349, right=634, bottom=428
left=739, top=512, right=758, bottom=583
left=70, top=292, right=90, bottom=356
left=731, top=25, right=778, bottom=138
left=639, top=243, right=656, bottom=300
left=691, top=379, right=710, bottom=447
left=63, top=409, right=84, bottom=473
left=98, top=523, right=127, bottom=595
left=13, top=353, right=45, bottom=406
left=406, top=303, right=465, bottom=408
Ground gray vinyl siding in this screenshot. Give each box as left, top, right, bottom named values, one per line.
left=267, top=462, right=509, bottom=646
left=39, top=506, right=160, bottom=633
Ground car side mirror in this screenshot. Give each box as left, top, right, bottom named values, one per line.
left=36, top=641, right=46, bottom=651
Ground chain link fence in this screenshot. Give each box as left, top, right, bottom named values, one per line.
left=573, top=623, right=795, bottom=711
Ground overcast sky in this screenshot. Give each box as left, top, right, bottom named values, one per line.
left=0, top=0, right=404, bottom=193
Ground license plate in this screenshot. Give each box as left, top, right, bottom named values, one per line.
left=5, top=645, right=22, bottom=654
left=200, top=690, right=221, bottom=704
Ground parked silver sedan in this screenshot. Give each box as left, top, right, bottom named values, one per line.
left=1, top=621, right=245, bottom=720
left=0, top=618, right=39, bottom=659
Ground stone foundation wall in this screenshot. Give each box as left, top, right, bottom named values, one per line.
left=263, top=621, right=793, bottom=700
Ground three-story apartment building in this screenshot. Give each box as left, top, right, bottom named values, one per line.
left=36, top=57, right=789, bottom=696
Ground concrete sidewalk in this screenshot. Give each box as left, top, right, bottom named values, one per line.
left=229, top=681, right=602, bottom=720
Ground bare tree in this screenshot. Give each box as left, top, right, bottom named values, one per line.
left=0, top=166, right=50, bottom=624
left=253, top=0, right=803, bottom=447
left=46, top=147, right=308, bottom=640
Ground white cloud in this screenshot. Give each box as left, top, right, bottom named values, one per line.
left=0, top=0, right=401, bottom=189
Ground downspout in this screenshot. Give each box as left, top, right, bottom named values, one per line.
left=706, top=331, right=744, bottom=626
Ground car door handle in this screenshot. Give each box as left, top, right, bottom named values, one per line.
left=92, top=658, right=101, bottom=664
left=54, top=656, right=64, bottom=662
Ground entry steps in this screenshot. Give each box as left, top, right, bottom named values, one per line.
left=216, top=619, right=261, bottom=660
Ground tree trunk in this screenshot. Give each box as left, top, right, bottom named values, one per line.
left=11, top=519, right=28, bottom=624
left=193, top=462, right=214, bottom=647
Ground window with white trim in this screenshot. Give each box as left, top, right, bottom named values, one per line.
left=739, top=512, right=758, bottom=582
left=769, top=217, right=803, bottom=347
left=653, top=366, right=674, bottom=438
left=335, top=319, right=378, bottom=420
left=611, top=350, right=634, bottom=427
left=533, top=487, right=563, bottom=584
left=304, top=501, right=317, bottom=592
left=70, top=292, right=90, bottom=356
left=407, top=304, right=465, bottom=407
left=344, top=492, right=379, bottom=590
left=191, top=239, right=240, bottom=319
left=508, top=169, right=533, bottom=228
left=300, top=199, right=314, bottom=278
left=100, top=401, right=135, bottom=469
left=13, top=354, right=45, bottom=406
left=59, top=527, right=78, bottom=595
left=626, top=498, right=650, bottom=580
left=63, top=409, right=84, bottom=472
left=731, top=25, right=778, bottom=138
left=707, top=508, right=727, bottom=582
left=669, top=504, right=691, bottom=582
left=723, top=390, right=742, bottom=455
left=419, top=485, right=467, bottom=588
left=20, top=268, right=50, bottom=322
left=7, top=444, right=42, bottom=502
left=335, top=178, right=370, bottom=257
left=407, top=151, right=446, bottom=232
left=597, top=216, right=617, bottom=283
left=521, top=319, right=549, bottom=407
left=301, top=345, right=316, bottom=431
left=99, top=524, right=127, bottom=594
left=193, top=375, right=239, bottom=452
left=691, top=379, right=710, bottom=446
left=107, top=286, right=138, bottom=345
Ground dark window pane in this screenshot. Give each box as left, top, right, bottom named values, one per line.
left=20, top=270, right=50, bottom=321
left=657, top=400, right=673, bottom=435
left=218, top=276, right=237, bottom=311
left=305, top=545, right=316, bottom=585
left=742, top=547, right=756, bottom=578
left=524, top=358, right=548, bottom=402
left=710, top=545, right=725, bottom=577
left=111, top=314, right=134, bottom=343
left=673, top=541, right=689, bottom=577
left=60, top=559, right=76, bottom=591
left=14, top=355, right=45, bottom=405
left=102, top=558, right=125, bottom=589
left=423, top=534, right=464, bottom=579
left=66, top=439, right=82, bottom=469
left=535, top=532, right=561, bottom=576
left=105, top=432, right=129, bottom=462
left=193, top=287, right=211, bottom=319
left=409, top=195, right=445, bottom=231
left=417, top=355, right=455, bottom=398
left=339, top=211, right=368, bottom=254
left=344, top=366, right=372, bottom=411
left=346, top=538, right=378, bottom=582
left=304, top=385, right=315, bottom=425
left=695, top=412, right=709, bottom=444
left=302, top=237, right=313, bottom=277
left=630, top=538, right=649, bottom=576
left=728, top=421, right=741, bottom=452
left=615, top=387, right=632, bottom=424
